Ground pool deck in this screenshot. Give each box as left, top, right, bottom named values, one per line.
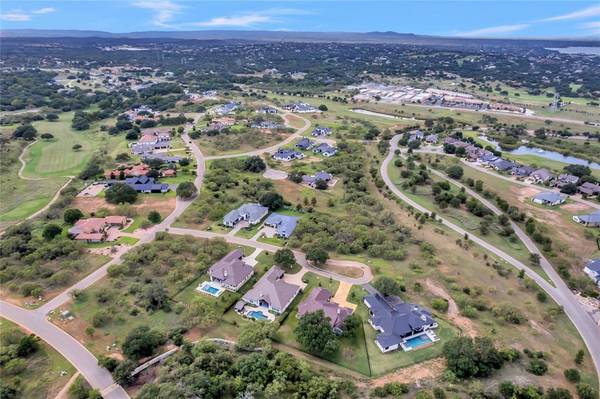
left=196, top=281, right=225, bottom=297
left=242, top=304, right=276, bottom=322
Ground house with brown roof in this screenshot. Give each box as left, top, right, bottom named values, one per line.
left=68, top=216, right=127, bottom=242
left=208, top=249, right=254, bottom=292
left=104, top=164, right=150, bottom=179
left=297, top=287, right=353, bottom=334
left=242, top=266, right=301, bottom=314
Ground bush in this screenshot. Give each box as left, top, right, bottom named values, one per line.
left=64, top=208, right=84, bottom=224
left=122, top=326, right=164, bottom=360
left=431, top=298, right=449, bottom=313
left=148, top=211, right=161, bottom=224
left=112, top=360, right=136, bottom=386
left=564, top=368, right=581, bottom=383
left=527, top=359, right=548, bottom=375
left=447, top=165, right=464, bottom=179
left=576, top=383, right=597, bottom=399
left=243, top=156, right=266, bottom=173
left=259, top=192, right=284, bottom=210
left=373, top=276, right=403, bottom=297
left=42, top=224, right=62, bottom=240
left=176, top=181, right=197, bottom=199
left=442, top=336, right=503, bottom=379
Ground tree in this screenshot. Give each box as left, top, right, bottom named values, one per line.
left=147, top=210, right=161, bottom=224
left=112, top=359, right=136, bottom=386
left=40, top=133, right=54, bottom=139
left=72, top=144, right=82, bottom=151
left=122, top=326, right=163, bottom=360
left=306, top=247, right=328, bottom=266
left=576, top=383, right=597, bottom=399
left=72, top=112, right=90, bottom=130
left=295, top=310, right=339, bottom=356
left=13, top=124, right=37, bottom=140
left=243, top=156, right=266, bottom=173
left=15, top=334, right=39, bottom=357
left=176, top=181, right=197, bottom=199
left=547, top=388, right=573, bottom=399
left=259, top=192, right=284, bottom=210
left=442, top=336, right=503, bottom=379
left=318, top=104, right=328, bottom=111
left=98, top=355, right=119, bottom=372
left=140, top=282, right=170, bottom=311
left=564, top=165, right=591, bottom=178
left=237, top=322, right=276, bottom=350
left=46, top=113, right=59, bottom=121
left=64, top=208, right=84, bottom=224
left=314, top=179, right=329, bottom=190
left=42, top=224, right=62, bottom=240
left=274, top=248, right=296, bottom=269
left=560, top=183, right=578, bottom=195
left=447, top=165, right=464, bottom=179
left=340, top=314, right=361, bottom=337
left=527, top=359, right=548, bottom=375
left=575, top=349, right=585, bottom=365
left=373, top=276, right=403, bottom=297
left=182, top=299, right=217, bottom=329
left=105, top=183, right=138, bottom=204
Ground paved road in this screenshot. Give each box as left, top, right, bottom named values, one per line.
left=383, top=135, right=600, bottom=382
left=0, top=301, right=128, bottom=399
left=417, top=146, right=600, bottom=210
left=204, top=108, right=312, bottom=160
left=168, top=227, right=373, bottom=285
left=2, top=116, right=207, bottom=399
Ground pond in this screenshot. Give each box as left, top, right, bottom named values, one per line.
left=509, top=146, right=600, bottom=170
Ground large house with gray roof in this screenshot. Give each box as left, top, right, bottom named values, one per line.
left=364, top=292, right=438, bottom=353
left=578, top=182, right=600, bottom=197
left=583, top=259, right=600, bottom=288
left=313, top=143, right=338, bottom=157
left=530, top=168, right=555, bottom=185
left=264, top=213, right=299, bottom=238
left=223, top=203, right=269, bottom=227
left=302, top=171, right=333, bottom=188
left=242, top=266, right=301, bottom=314
left=532, top=192, right=566, bottom=206
left=297, top=287, right=353, bottom=334
left=573, top=210, right=600, bottom=227
left=208, top=249, right=254, bottom=292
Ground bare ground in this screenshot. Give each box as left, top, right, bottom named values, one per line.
left=425, top=279, right=478, bottom=338
left=367, top=358, right=446, bottom=387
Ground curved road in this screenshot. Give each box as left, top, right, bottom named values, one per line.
left=383, top=135, right=600, bottom=381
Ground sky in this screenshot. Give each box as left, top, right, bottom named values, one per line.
left=0, top=1, right=599, bottom=39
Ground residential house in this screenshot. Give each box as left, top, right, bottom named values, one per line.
left=530, top=168, right=555, bottom=185
left=68, top=216, right=127, bottom=242
left=208, top=249, right=254, bottom=292
left=256, top=106, right=278, bottom=114
left=104, top=164, right=150, bottom=179
left=408, top=130, right=424, bottom=143
left=491, top=159, right=517, bottom=172
left=554, top=174, right=579, bottom=189
left=264, top=213, right=299, bottom=238
left=478, top=152, right=499, bottom=165
left=272, top=148, right=304, bottom=162
left=283, top=102, right=317, bottom=113
left=161, top=168, right=177, bottom=177
left=251, top=121, right=281, bottom=130
left=512, top=166, right=536, bottom=179
left=424, top=134, right=438, bottom=144
left=311, top=126, right=332, bottom=137
left=296, top=137, right=315, bottom=151
left=142, top=154, right=183, bottom=164
left=214, top=102, right=239, bottom=115
left=297, top=287, right=353, bottom=334
left=573, top=210, right=600, bottom=227
left=583, top=259, right=600, bottom=287
left=364, top=292, right=438, bottom=353
left=578, top=182, right=600, bottom=197
left=532, top=192, right=567, bottom=206
left=223, top=203, right=269, bottom=227
left=242, top=266, right=301, bottom=314
left=302, top=171, right=333, bottom=188
left=313, top=143, right=338, bottom=157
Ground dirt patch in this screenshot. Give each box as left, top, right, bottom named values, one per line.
left=322, top=263, right=364, bottom=279
left=368, top=358, right=446, bottom=387
left=529, top=320, right=551, bottom=336
left=512, top=186, right=541, bottom=204
left=72, top=196, right=176, bottom=219
left=426, top=279, right=478, bottom=338
left=561, top=202, right=592, bottom=212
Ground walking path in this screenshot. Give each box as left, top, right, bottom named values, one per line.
left=54, top=372, right=80, bottom=399
left=382, top=135, right=600, bottom=382
left=332, top=281, right=357, bottom=311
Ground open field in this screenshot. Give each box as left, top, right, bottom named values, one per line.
left=195, top=127, right=293, bottom=156
left=0, top=318, right=76, bottom=399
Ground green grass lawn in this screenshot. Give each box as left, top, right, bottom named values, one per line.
left=83, top=236, right=140, bottom=248
left=0, top=318, right=76, bottom=399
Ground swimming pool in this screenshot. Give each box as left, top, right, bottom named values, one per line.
left=403, top=334, right=433, bottom=350
left=202, top=285, right=220, bottom=295
left=196, top=281, right=225, bottom=297
left=247, top=310, right=268, bottom=320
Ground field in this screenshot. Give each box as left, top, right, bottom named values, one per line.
left=195, top=125, right=294, bottom=156
left=0, top=318, right=75, bottom=399
left=0, top=112, right=128, bottom=225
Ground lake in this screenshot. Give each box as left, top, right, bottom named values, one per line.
left=509, top=146, right=600, bottom=170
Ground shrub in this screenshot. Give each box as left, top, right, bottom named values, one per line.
left=64, top=208, right=84, bottom=224
left=148, top=211, right=161, bottom=224
left=105, top=183, right=138, bottom=204
left=527, top=359, right=548, bottom=376
left=176, top=181, right=197, bottom=199
left=564, top=368, right=581, bottom=383
left=576, top=383, right=597, bottom=399
left=431, top=298, right=449, bottom=313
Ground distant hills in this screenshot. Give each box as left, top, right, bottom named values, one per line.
left=1, top=29, right=599, bottom=47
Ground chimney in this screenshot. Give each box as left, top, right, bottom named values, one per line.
left=223, top=270, right=228, bottom=277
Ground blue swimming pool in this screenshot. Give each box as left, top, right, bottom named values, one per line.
left=404, top=334, right=433, bottom=350
left=248, top=310, right=268, bottom=320
left=202, top=285, right=220, bottom=295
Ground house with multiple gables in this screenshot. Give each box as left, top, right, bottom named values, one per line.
left=578, top=182, right=600, bottom=197
left=532, top=191, right=567, bottom=206
left=297, top=287, right=353, bottom=334
left=273, top=148, right=304, bottom=162
left=264, top=213, right=299, bottom=238
left=313, top=143, right=338, bottom=157
left=283, top=102, right=318, bottom=113
left=256, top=106, right=278, bottom=114
left=223, top=203, right=269, bottom=227
left=68, top=216, right=127, bottom=242
left=573, top=210, right=600, bottom=227
left=584, top=259, right=600, bottom=288
left=296, top=137, right=315, bottom=150
left=311, top=126, right=332, bottom=137
left=242, top=266, right=301, bottom=314
left=208, top=249, right=254, bottom=292
left=302, top=171, right=333, bottom=188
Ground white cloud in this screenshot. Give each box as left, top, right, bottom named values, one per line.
left=456, top=24, right=530, bottom=37
left=540, top=5, right=600, bottom=22
left=32, top=7, right=56, bottom=15
left=132, top=0, right=182, bottom=28
left=580, top=20, right=600, bottom=34
left=0, top=10, right=31, bottom=21
left=192, top=8, right=309, bottom=28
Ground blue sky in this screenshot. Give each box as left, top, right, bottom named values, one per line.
left=1, top=1, right=599, bottom=38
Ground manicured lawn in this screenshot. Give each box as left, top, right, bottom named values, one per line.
left=83, top=236, right=140, bottom=248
